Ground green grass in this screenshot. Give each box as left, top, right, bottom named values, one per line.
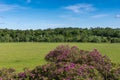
left=0, top=42, right=120, bottom=72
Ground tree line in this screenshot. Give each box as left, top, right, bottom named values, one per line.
left=0, top=27, right=120, bottom=43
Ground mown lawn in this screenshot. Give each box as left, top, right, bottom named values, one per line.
left=0, top=42, right=119, bottom=72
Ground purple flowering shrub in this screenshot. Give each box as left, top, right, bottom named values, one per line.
left=15, top=68, right=32, bottom=80
left=45, top=45, right=113, bottom=79
left=45, top=45, right=89, bottom=63
left=20, top=62, right=102, bottom=80
left=45, top=45, right=81, bottom=62
left=85, top=49, right=112, bottom=79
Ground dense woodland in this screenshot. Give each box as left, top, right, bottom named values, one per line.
left=0, top=27, right=120, bottom=43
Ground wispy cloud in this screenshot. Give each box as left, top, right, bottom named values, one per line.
left=64, top=3, right=95, bottom=13
left=0, top=22, right=5, bottom=24
left=0, top=16, right=4, bottom=19
left=92, top=14, right=108, bottom=18
left=44, top=23, right=66, bottom=27
left=115, top=14, right=120, bottom=18
left=26, top=0, right=31, bottom=3
left=0, top=16, right=5, bottom=24
left=0, top=4, right=26, bottom=12
left=59, top=15, right=79, bottom=20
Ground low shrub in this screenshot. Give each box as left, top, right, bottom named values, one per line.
left=85, top=49, right=112, bottom=79
left=107, top=67, right=120, bottom=80
left=23, top=62, right=102, bottom=80
left=45, top=45, right=81, bottom=62
left=0, top=68, right=16, bottom=80
left=45, top=45, right=113, bottom=79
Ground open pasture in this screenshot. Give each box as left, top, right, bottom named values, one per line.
left=0, top=42, right=119, bottom=72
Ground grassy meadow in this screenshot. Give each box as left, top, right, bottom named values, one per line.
left=0, top=42, right=120, bottom=72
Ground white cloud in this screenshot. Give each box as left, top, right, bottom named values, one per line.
left=92, top=14, right=108, bottom=18
left=64, top=3, right=95, bottom=13
left=115, top=14, right=120, bottom=18
left=0, top=4, right=26, bottom=12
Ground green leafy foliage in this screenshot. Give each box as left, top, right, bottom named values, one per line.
left=0, top=27, right=120, bottom=43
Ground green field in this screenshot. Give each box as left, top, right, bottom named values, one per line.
left=0, top=42, right=120, bottom=72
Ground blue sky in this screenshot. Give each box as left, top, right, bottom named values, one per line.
left=0, top=0, right=120, bottom=29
